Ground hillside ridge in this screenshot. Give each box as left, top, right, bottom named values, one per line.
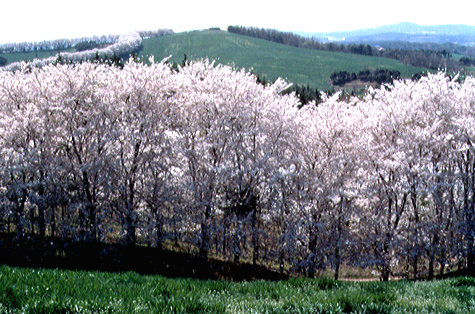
left=138, top=30, right=424, bottom=90
left=298, top=22, right=475, bottom=45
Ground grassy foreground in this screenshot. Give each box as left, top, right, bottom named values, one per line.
left=1, top=265, right=474, bottom=313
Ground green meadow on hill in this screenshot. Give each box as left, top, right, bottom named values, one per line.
left=139, top=30, right=424, bottom=90
left=1, top=48, right=75, bottom=64
left=1, top=30, right=425, bottom=90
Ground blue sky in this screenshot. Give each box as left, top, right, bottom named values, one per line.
left=1, top=0, right=475, bottom=44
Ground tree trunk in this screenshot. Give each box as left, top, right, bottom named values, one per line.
left=222, top=218, right=228, bottom=258
left=428, top=254, right=435, bottom=280
left=51, top=206, right=56, bottom=238
left=126, top=209, right=136, bottom=247
left=307, top=242, right=317, bottom=278
left=233, top=220, right=241, bottom=264
left=381, top=264, right=390, bottom=281
left=125, top=178, right=137, bottom=247
left=334, top=247, right=340, bottom=281
left=125, top=139, right=142, bottom=247
left=79, top=207, right=86, bottom=240
left=199, top=221, right=209, bottom=258
left=429, top=233, right=439, bottom=280
left=279, top=249, right=285, bottom=274
left=381, top=233, right=391, bottom=281
left=469, top=157, right=475, bottom=274
left=88, top=203, right=96, bottom=242
left=307, top=212, right=320, bottom=278
left=468, top=237, right=475, bottom=274
left=29, top=204, right=36, bottom=235
left=413, top=256, right=418, bottom=280
left=411, top=188, right=419, bottom=280
left=37, top=172, right=46, bottom=239
left=155, top=211, right=163, bottom=251
left=199, top=205, right=211, bottom=259
left=38, top=205, right=46, bottom=239
left=251, top=209, right=259, bottom=266
left=8, top=215, right=13, bottom=233
left=15, top=189, right=27, bottom=238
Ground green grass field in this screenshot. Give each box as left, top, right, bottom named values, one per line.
left=1, top=265, right=474, bottom=313
left=0, top=48, right=75, bottom=64
left=139, top=30, right=425, bottom=90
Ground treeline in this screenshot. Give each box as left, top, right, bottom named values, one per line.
left=0, top=35, right=119, bottom=54
left=460, top=56, right=475, bottom=67
left=381, top=48, right=459, bottom=70
left=330, top=69, right=401, bottom=87
left=1, top=59, right=475, bottom=281
left=227, top=25, right=323, bottom=49
left=138, top=29, right=174, bottom=39
left=2, top=32, right=143, bottom=72
left=227, top=25, right=462, bottom=70
left=0, top=29, right=173, bottom=54
left=372, top=41, right=475, bottom=58
left=74, top=41, right=109, bottom=52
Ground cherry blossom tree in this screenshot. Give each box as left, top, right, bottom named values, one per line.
left=102, top=58, right=176, bottom=246
left=295, top=93, right=362, bottom=279
left=164, top=60, right=299, bottom=261
left=3, top=32, right=143, bottom=72
left=2, top=55, right=475, bottom=277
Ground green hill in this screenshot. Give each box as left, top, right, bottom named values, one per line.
left=1, top=48, right=75, bottom=65
left=1, top=30, right=425, bottom=91
left=139, top=30, right=425, bottom=90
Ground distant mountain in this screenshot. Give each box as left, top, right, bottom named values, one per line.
left=298, top=22, right=475, bottom=45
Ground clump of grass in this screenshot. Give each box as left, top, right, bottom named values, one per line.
left=451, top=276, right=475, bottom=287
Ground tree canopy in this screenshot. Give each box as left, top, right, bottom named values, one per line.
left=1, top=59, right=475, bottom=280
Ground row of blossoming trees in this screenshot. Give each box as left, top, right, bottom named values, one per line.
left=2, top=32, right=144, bottom=72
left=1, top=58, right=475, bottom=280
left=0, top=29, right=173, bottom=54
